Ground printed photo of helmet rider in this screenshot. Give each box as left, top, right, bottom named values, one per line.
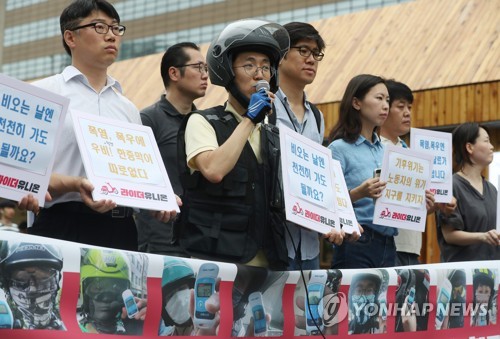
left=231, top=264, right=288, bottom=337
left=159, top=257, right=196, bottom=336
left=77, top=248, right=148, bottom=335
left=395, top=269, right=430, bottom=332
left=471, top=268, right=498, bottom=327
left=160, top=258, right=221, bottom=336
left=348, top=269, right=389, bottom=335
left=435, top=268, right=466, bottom=330
left=293, top=269, right=343, bottom=336
left=0, top=240, right=65, bottom=330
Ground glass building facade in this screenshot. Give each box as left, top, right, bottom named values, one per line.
left=0, top=0, right=412, bottom=81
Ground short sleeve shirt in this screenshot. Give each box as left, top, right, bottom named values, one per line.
left=438, top=173, right=499, bottom=261
left=328, top=134, right=397, bottom=237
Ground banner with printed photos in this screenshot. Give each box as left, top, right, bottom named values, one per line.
left=0, top=232, right=498, bottom=338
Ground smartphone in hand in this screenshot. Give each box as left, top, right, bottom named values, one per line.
left=194, top=263, right=219, bottom=328
left=249, top=291, right=267, bottom=336
left=122, top=289, right=139, bottom=319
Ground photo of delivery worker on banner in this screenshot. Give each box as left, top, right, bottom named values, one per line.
left=159, top=257, right=221, bottom=336
left=77, top=248, right=148, bottom=335
left=395, top=269, right=430, bottom=332
left=348, top=269, right=389, bottom=335
left=0, top=241, right=65, bottom=330
left=435, top=269, right=466, bottom=330
left=294, top=269, right=343, bottom=336
left=471, top=268, right=498, bottom=327
left=232, top=265, right=288, bottom=336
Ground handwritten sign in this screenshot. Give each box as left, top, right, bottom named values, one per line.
left=0, top=73, right=68, bottom=204
left=71, top=110, right=179, bottom=212
left=410, top=128, right=452, bottom=203
left=373, top=144, right=433, bottom=232
left=279, top=125, right=357, bottom=234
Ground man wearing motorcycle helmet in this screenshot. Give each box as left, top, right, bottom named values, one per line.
left=440, top=269, right=466, bottom=329
left=177, top=19, right=289, bottom=268
left=78, top=248, right=146, bottom=334
left=178, top=19, right=348, bottom=268
left=159, top=257, right=220, bottom=336
left=0, top=241, right=65, bottom=330
left=159, top=257, right=196, bottom=335
left=348, top=270, right=384, bottom=334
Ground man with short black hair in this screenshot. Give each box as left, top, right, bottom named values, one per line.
left=29, top=0, right=177, bottom=250
left=275, top=22, right=349, bottom=270
left=136, top=42, right=208, bottom=256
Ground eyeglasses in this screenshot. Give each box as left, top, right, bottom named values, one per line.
left=290, top=46, right=324, bottom=61
left=175, top=62, right=208, bottom=74
left=233, top=64, right=275, bottom=77
left=71, top=22, right=126, bottom=36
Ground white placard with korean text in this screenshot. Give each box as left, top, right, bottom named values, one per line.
left=373, top=144, right=433, bottom=232
left=410, top=128, right=452, bottom=203
left=71, top=109, right=179, bottom=212
left=0, top=73, right=69, bottom=205
left=279, top=125, right=355, bottom=234
left=330, top=159, right=359, bottom=234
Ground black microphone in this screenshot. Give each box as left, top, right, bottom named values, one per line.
left=255, top=80, right=270, bottom=92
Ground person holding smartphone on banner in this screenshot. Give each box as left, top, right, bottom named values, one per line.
left=327, top=74, right=392, bottom=269
left=78, top=248, right=147, bottom=334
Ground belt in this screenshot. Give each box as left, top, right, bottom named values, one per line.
left=45, top=202, right=134, bottom=218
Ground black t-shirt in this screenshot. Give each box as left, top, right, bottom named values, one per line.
left=437, top=173, right=499, bottom=262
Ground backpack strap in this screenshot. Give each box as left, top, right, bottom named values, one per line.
left=269, top=101, right=321, bottom=133
left=307, top=101, right=322, bottom=133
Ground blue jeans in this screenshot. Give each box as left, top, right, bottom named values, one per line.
left=331, top=227, right=396, bottom=268
left=288, top=254, right=320, bottom=271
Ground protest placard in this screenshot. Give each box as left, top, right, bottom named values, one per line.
left=279, top=125, right=358, bottom=234
left=373, top=144, right=433, bottom=232
left=0, top=74, right=69, bottom=205
left=410, top=128, right=452, bottom=203
left=330, top=159, right=359, bottom=234
left=71, top=109, right=179, bottom=212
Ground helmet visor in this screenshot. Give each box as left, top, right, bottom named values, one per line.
left=85, top=277, right=128, bottom=302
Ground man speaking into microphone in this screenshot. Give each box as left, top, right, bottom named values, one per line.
left=176, top=19, right=290, bottom=268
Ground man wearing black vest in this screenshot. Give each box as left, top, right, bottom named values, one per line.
left=177, top=19, right=288, bottom=268
left=177, top=19, right=345, bottom=269
left=136, top=42, right=208, bottom=257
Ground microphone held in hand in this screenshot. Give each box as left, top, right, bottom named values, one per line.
left=246, top=81, right=272, bottom=124
left=255, top=80, right=270, bottom=92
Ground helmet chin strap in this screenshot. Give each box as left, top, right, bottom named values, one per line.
left=227, top=79, right=249, bottom=111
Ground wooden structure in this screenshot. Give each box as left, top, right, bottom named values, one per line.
left=108, top=0, right=500, bottom=265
